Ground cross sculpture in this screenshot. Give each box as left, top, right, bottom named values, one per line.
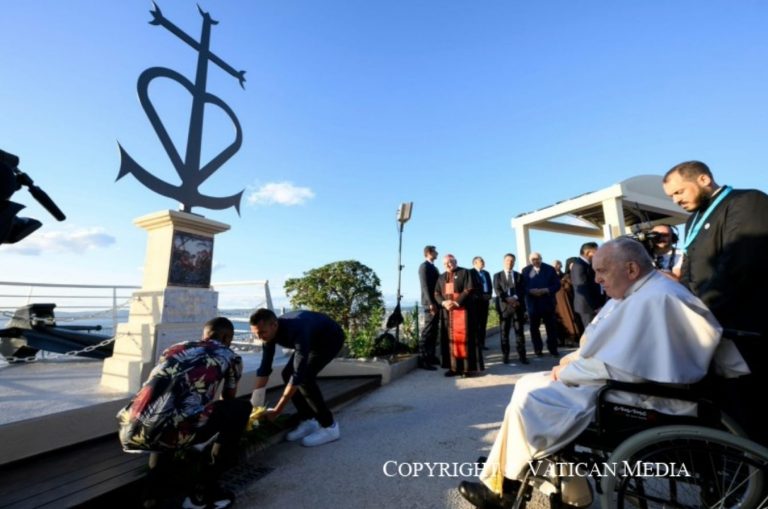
left=117, top=3, right=246, bottom=214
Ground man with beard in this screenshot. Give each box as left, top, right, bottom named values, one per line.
left=663, top=160, right=768, bottom=444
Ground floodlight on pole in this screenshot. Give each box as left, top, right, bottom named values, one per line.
left=396, top=202, right=413, bottom=225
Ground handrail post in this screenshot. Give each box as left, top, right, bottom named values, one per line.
left=112, top=287, right=118, bottom=336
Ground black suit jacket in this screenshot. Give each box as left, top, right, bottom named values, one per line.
left=493, top=270, right=525, bottom=318
left=419, top=260, right=439, bottom=308
left=682, top=188, right=768, bottom=338
left=470, top=269, right=493, bottom=301
left=570, top=257, right=604, bottom=315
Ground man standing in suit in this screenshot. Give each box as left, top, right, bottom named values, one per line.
left=570, top=242, right=604, bottom=328
left=521, top=252, right=560, bottom=357
left=663, top=161, right=768, bottom=445
left=470, top=256, right=493, bottom=352
left=493, top=253, right=528, bottom=364
left=417, top=245, right=440, bottom=370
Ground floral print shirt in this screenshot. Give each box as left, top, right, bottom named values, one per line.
left=118, top=339, right=243, bottom=451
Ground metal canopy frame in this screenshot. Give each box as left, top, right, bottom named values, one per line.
left=511, top=175, right=689, bottom=262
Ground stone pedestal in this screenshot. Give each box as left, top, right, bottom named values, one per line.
left=101, top=210, right=229, bottom=392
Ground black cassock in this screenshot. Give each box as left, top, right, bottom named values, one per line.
left=434, top=267, right=483, bottom=374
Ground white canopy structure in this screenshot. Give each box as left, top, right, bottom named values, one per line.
left=511, top=175, right=689, bottom=262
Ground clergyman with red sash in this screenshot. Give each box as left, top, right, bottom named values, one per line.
left=435, top=254, right=483, bottom=377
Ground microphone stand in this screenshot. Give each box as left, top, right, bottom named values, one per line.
left=391, top=220, right=404, bottom=362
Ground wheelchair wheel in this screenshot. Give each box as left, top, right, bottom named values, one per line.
left=601, top=425, right=768, bottom=509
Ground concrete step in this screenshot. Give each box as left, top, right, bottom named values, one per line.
left=0, top=376, right=381, bottom=509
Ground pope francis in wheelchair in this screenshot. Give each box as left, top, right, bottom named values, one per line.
left=459, top=237, right=767, bottom=509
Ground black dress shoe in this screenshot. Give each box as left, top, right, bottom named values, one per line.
left=520, top=358, right=530, bottom=365
left=417, top=358, right=437, bottom=370
left=502, top=355, right=510, bottom=364
left=458, top=481, right=504, bottom=509
left=502, top=478, right=522, bottom=497
left=444, top=370, right=457, bottom=377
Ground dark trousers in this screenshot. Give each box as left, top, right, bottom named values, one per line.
left=281, top=334, right=344, bottom=428
left=420, top=308, right=439, bottom=360
left=476, top=300, right=490, bottom=348
left=145, top=398, right=252, bottom=500
left=500, top=310, right=526, bottom=359
left=198, top=399, right=253, bottom=454
left=528, top=309, right=559, bottom=355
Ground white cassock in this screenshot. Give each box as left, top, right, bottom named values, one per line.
left=479, top=270, right=750, bottom=495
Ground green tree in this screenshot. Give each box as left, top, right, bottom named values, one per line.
left=284, top=260, right=384, bottom=338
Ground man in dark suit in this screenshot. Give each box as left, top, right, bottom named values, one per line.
left=417, top=245, right=440, bottom=370
left=521, top=252, right=560, bottom=357
left=570, top=242, right=604, bottom=328
left=663, top=161, right=768, bottom=445
left=470, top=256, right=493, bottom=352
left=493, top=253, right=528, bottom=364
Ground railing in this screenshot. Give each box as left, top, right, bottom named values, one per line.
left=0, top=280, right=273, bottom=338
left=0, top=281, right=139, bottom=334
left=212, top=279, right=273, bottom=346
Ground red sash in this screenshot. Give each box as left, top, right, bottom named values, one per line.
left=445, top=281, right=467, bottom=359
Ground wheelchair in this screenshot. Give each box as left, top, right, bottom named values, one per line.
left=508, top=379, right=768, bottom=509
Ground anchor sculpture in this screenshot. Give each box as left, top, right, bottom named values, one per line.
left=117, top=3, right=246, bottom=213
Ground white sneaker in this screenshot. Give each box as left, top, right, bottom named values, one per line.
left=286, top=418, right=320, bottom=441
left=301, top=422, right=340, bottom=447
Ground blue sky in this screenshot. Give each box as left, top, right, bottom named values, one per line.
left=2, top=1, right=767, bottom=309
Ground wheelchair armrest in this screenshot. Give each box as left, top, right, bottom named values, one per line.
left=597, top=380, right=699, bottom=404
left=593, top=380, right=706, bottom=436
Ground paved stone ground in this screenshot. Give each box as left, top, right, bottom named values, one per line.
left=236, top=332, right=574, bottom=509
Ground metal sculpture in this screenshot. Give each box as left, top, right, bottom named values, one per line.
left=117, top=3, right=246, bottom=213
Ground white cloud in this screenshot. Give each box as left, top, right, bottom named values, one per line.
left=1, top=227, right=116, bottom=256
left=246, top=181, right=315, bottom=206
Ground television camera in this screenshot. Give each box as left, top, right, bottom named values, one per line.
left=1, top=149, right=66, bottom=245
left=627, top=222, right=680, bottom=267
left=627, top=223, right=662, bottom=255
